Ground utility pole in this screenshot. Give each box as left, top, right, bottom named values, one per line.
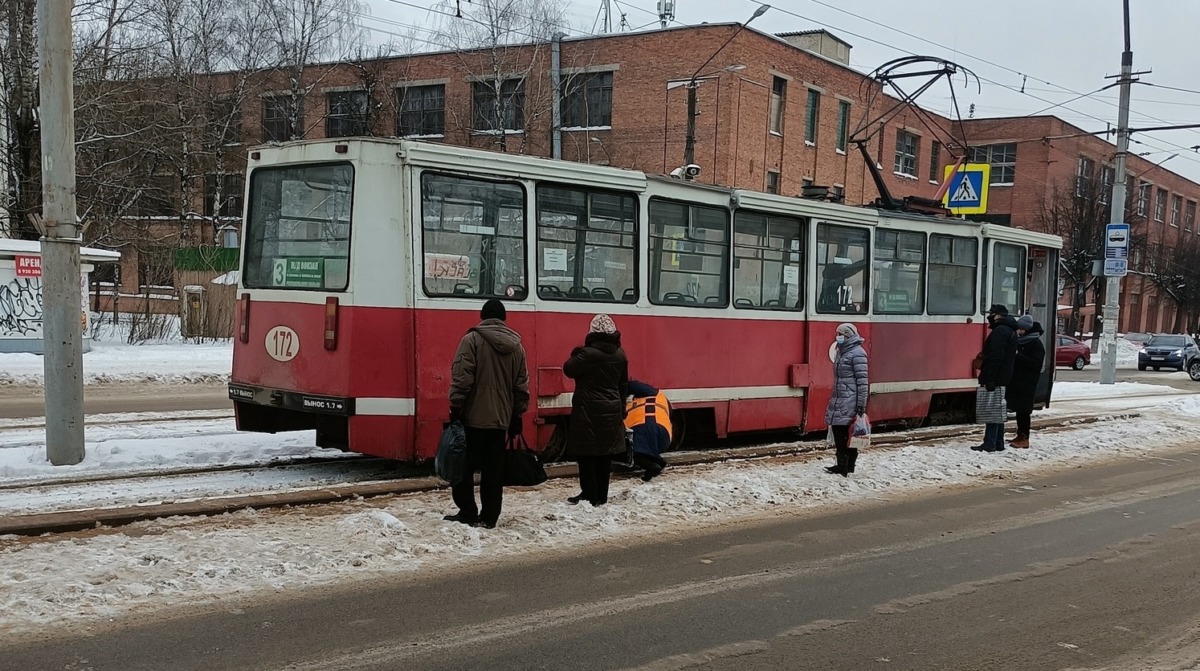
left=1100, top=0, right=1136, bottom=385
left=38, top=0, right=85, bottom=463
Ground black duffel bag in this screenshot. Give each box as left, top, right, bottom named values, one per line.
left=503, top=436, right=548, bottom=487
left=435, top=421, right=468, bottom=485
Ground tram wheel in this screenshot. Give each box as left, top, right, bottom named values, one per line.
left=541, top=422, right=569, bottom=463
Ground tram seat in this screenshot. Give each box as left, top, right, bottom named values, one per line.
left=764, top=299, right=782, bottom=307
left=505, top=284, right=527, bottom=299
left=662, top=292, right=687, bottom=304
left=703, top=296, right=722, bottom=305
left=591, top=287, right=615, bottom=300
left=567, top=286, right=591, bottom=298
left=734, top=298, right=753, bottom=308
left=621, top=288, right=637, bottom=301
left=539, top=285, right=564, bottom=297
left=453, top=283, right=472, bottom=295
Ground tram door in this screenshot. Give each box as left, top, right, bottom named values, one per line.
left=984, top=239, right=1058, bottom=406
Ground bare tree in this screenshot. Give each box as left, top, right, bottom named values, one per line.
left=1143, top=228, right=1200, bottom=334
left=1036, top=176, right=1145, bottom=339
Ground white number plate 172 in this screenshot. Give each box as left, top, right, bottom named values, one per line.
left=266, top=326, right=300, bottom=362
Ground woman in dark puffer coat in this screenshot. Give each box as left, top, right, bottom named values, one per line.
left=563, top=314, right=629, bottom=506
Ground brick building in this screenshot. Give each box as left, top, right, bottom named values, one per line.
left=958, top=115, right=1200, bottom=334
left=100, top=23, right=1200, bottom=334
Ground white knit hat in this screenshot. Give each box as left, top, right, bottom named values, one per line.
left=589, top=314, right=617, bottom=334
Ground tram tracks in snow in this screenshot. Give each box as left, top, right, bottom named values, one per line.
left=0, top=409, right=1142, bottom=538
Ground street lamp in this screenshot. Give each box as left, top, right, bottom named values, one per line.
left=681, top=4, right=769, bottom=167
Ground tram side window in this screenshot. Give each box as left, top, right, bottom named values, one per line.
left=420, top=173, right=527, bottom=299
left=991, top=242, right=1026, bottom=313
left=648, top=200, right=730, bottom=307
left=816, top=224, right=870, bottom=314
left=733, top=211, right=804, bottom=310
left=872, top=230, right=925, bottom=314
left=243, top=163, right=352, bottom=291
left=928, top=235, right=977, bottom=315
left=536, top=186, right=637, bottom=302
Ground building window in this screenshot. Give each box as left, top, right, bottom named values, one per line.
left=209, top=98, right=242, bottom=145
left=1137, top=181, right=1152, bottom=217
left=1076, top=156, right=1095, bottom=197
left=1156, top=189, right=1169, bottom=222
left=536, top=185, right=636, bottom=302
left=836, top=100, right=850, bottom=152
left=893, top=130, right=919, bottom=178
left=816, top=223, right=869, bottom=314
left=473, top=79, right=525, bottom=132
left=1187, top=201, right=1197, bottom=232
left=1099, top=165, right=1116, bottom=205
left=804, top=89, right=820, bottom=144
left=928, top=234, right=977, bottom=315
left=420, top=172, right=526, bottom=298
left=262, top=96, right=303, bottom=142
left=929, top=141, right=941, bottom=183
left=1172, top=194, right=1183, bottom=227
left=326, top=90, right=370, bottom=138
left=872, top=230, right=925, bottom=315
left=769, top=76, right=786, bottom=135
left=204, top=174, right=244, bottom=218
left=733, top=211, right=804, bottom=310
left=648, top=199, right=730, bottom=307
left=397, top=84, right=445, bottom=137
left=765, top=170, right=780, bottom=194
left=970, top=143, right=1017, bottom=184
left=562, top=72, right=613, bottom=129
left=135, top=175, right=178, bottom=217
left=831, top=184, right=844, bottom=202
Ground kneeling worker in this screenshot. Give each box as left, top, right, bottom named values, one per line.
left=625, top=380, right=673, bottom=481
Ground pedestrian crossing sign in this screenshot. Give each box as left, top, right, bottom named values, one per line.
left=942, top=163, right=991, bottom=214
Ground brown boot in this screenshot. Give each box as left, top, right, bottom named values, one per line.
left=1011, top=434, right=1030, bottom=449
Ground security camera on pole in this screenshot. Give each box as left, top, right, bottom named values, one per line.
left=38, top=0, right=86, bottom=463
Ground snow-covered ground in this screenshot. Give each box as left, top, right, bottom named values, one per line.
left=0, top=381, right=1195, bottom=638
left=0, top=314, right=231, bottom=386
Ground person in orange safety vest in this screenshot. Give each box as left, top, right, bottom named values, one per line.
left=625, top=380, right=672, bottom=481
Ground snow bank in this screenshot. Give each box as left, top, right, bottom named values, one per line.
left=1, top=395, right=1197, bottom=636
left=1051, top=380, right=1178, bottom=400
left=1094, top=338, right=1142, bottom=369
left=0, top=341, right=231, bottom=386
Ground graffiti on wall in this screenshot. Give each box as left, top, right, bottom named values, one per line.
left=0, top=276, right=44, bottom=337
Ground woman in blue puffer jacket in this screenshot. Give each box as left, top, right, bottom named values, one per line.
left=824, top=323, right=869, bottom=476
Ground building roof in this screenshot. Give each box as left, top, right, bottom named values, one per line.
left=0, top=238, right=121, bottom=262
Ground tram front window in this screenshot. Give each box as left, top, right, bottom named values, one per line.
left=420, top=173, right=527, bottom=299
left=816, top=223, right=870, bottom=314
left=243, top=163, right=353, bottom=291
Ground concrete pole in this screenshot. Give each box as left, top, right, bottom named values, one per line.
left=1100, top=0, right=1133, bottom=386
left=683, top=82, right=697, bottom=166
left=38, top=0, right=85, bottom=463
left=550, top=32, right=564, bottom=160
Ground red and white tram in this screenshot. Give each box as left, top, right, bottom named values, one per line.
left=229, top=139, right=1062, bottom=461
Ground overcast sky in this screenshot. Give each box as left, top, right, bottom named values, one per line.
left=364, top=0, right=1200, bottom=183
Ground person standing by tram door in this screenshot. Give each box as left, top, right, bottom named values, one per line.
left=445, top=299, right=530, bottom=529
left=625, top=380, right=673, bottom=482
left=974, top=304, right=1019, bottom=453
left=1007, top=316, right=1046, bottom=449
left=824, top=323, right=869, bottom=476
left=564, top=314, right=629, bottom=506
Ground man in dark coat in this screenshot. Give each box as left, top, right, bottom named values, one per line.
left=563, top=314, right=629, bottom=506
left=1007, top=317, right=1046, bottom=449
left=975, top=304, right=1019, bottom=452
left=445, top=299, right=530, bottom=529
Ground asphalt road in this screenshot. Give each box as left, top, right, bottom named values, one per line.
left=0, top=382, right=230, bottom=419
left=5, top=444, right=1200, bottom=671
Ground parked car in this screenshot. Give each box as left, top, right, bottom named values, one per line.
left=1123, top=332, right=1153, bottom=347
left=1137, top=334, right=1200, bottom=372
left=1056, top=335, right=1092, bottom=370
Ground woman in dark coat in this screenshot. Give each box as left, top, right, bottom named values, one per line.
left=1006, top=316, right=1046, bottom=449
left=563, top=314, right=629, bottom=506
left=824, top=322, right=868, bottom=476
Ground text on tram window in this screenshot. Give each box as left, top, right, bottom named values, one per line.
left=536, top=185, right=637, bottom=302
left=420, top=172, right=527, bottom=299
left=733, top=211, right=805, bottom=311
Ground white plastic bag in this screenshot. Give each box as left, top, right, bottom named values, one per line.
left=849, top=414, right=871, bottom=449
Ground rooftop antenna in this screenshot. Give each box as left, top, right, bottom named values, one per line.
left=657, top=0, right=675, bottom=28
left=598, top=0, right=612, bottom=32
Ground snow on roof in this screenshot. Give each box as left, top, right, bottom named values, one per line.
left=0, top=238, right=120, bottom=262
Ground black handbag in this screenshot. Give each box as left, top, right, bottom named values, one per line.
left=435, top=421, right=468, bottom=485
left=503, top=436, right=548, bottom=487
